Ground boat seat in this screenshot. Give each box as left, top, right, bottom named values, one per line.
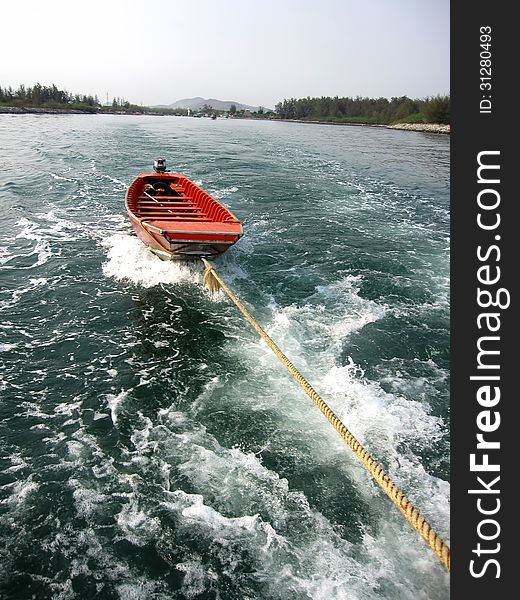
left=138, top=207, right=202, bottom=211
left=139, top=195, right=193, bottom=201
left=142, top=217, right=213, bottom=222
left=137, top=207, right=199, bottom=212
left=138, top=212, right=206, bottom=218
left=140, top=212, right=208, bottom=218
left=137, top=201, right=198, bottom=208
left=136, top=206, right=204, bottom=213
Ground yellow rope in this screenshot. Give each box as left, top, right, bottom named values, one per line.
left=201, top=257, right=450, bottom=571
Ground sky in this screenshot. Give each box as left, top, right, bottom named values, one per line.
left=0, top=0, right=449, bottom=109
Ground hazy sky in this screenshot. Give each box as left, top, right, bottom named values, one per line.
left=1, top=0, right=449, bottom=108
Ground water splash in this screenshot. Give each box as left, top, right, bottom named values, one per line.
left=102, top=234, right=201, bottom=287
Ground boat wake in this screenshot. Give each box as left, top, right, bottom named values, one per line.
left=0, top=114, right=449, bottom=599
left=102, top=234, right=201, bottom=287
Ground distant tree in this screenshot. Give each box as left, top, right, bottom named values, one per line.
left=229, top=104, right=237, bottom=115
left=202, top=103, right=213, bottom=112
left=422, top=95, right=450, bottom=124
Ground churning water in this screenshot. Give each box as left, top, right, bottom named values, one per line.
left=0, top=114, right=449, bottom=599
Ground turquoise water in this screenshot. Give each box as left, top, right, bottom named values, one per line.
left=0, top=114, right=449, bottom=599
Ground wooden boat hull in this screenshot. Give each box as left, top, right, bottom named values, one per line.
left=125, top=171, right=243, bottom=259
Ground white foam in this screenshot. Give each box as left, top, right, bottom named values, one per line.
left=10, top=214, right=91, bottom=270
left=171, top=490, right=260, bottom=532
left=101, top=174, right=128, bottom=188
left=154, top=430, right=391, bottom=599
left=66, top=440, right=86, bottom=461
left=5, top=453, right=28, bottom=473
left=115, top=503, right=161, bottom=546
left=93, top=411, right=109, bottom=421
left=211, top=185, right=239, bottom=199
left=5, top=477, right=39, bottom=508
left=116, top=581, right=166, bottom=600
left=0, top=342, right=18, bottom=352
left=102, top=234, right=201, bottom=288
left=42, top=523, right=170, bottom=600
left=70, top=479, right=107, bottom=518
left=49, top=172, right=75, bottom=182
left=261, top=275, right=387, bottom=364
left=14, top=218, right=53, bottom=267
left=29, top=277, right=48, bottom=286
left=153, top=340, right=169, bottom=348
left=54, top=398, right=82, bottom=417
left=106, top=389, right=131, bottom=425
left=175, top=558, right=213, bottom=598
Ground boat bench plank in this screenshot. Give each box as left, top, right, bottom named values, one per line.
left=139, top=213, right=207, bottom=218
left=138, top=211, right=204, bottom=216
left=141, top=213, right=209, bottom=218
left=137, top=209, right=206, bottom=215
left=138, top=210, right=204, bottom=217
left=137, top=206, right=205, bottom=212
left=137, top=206, right=202, bottom=212
left=139, top=195, right=192, bottom=201
left=142, top=217, right=213, bottom=222
left=137, top=202, right=198, bottom=207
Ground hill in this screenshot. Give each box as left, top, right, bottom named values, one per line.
left=155, top=97, right=261, bottom=111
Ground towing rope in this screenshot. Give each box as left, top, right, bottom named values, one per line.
left=201, top=257, right=450, bottom=571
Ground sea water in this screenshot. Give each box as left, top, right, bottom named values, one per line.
left=0, top=114, right=449, bottom=599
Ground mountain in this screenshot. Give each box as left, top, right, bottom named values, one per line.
left=154, top=97, right=262, bottom=111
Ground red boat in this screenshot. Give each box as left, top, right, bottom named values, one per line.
left=125, top=160, right=243, bottom=259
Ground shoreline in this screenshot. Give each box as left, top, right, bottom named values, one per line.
left=387, top=122, right=450, bottom=134
left=275, top=118, right=449, bottom=134
left=0, top=106, right=450, bottom=134
left=0, top=106, right=94, bottom=115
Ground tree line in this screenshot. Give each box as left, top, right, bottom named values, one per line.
left=0, top=83, right=191, bottom=115
left=1, top=83, right=450, bottom=123
left=0, top=83, right=99, bottom=112
left=274, top=95, right=450, bottom=124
